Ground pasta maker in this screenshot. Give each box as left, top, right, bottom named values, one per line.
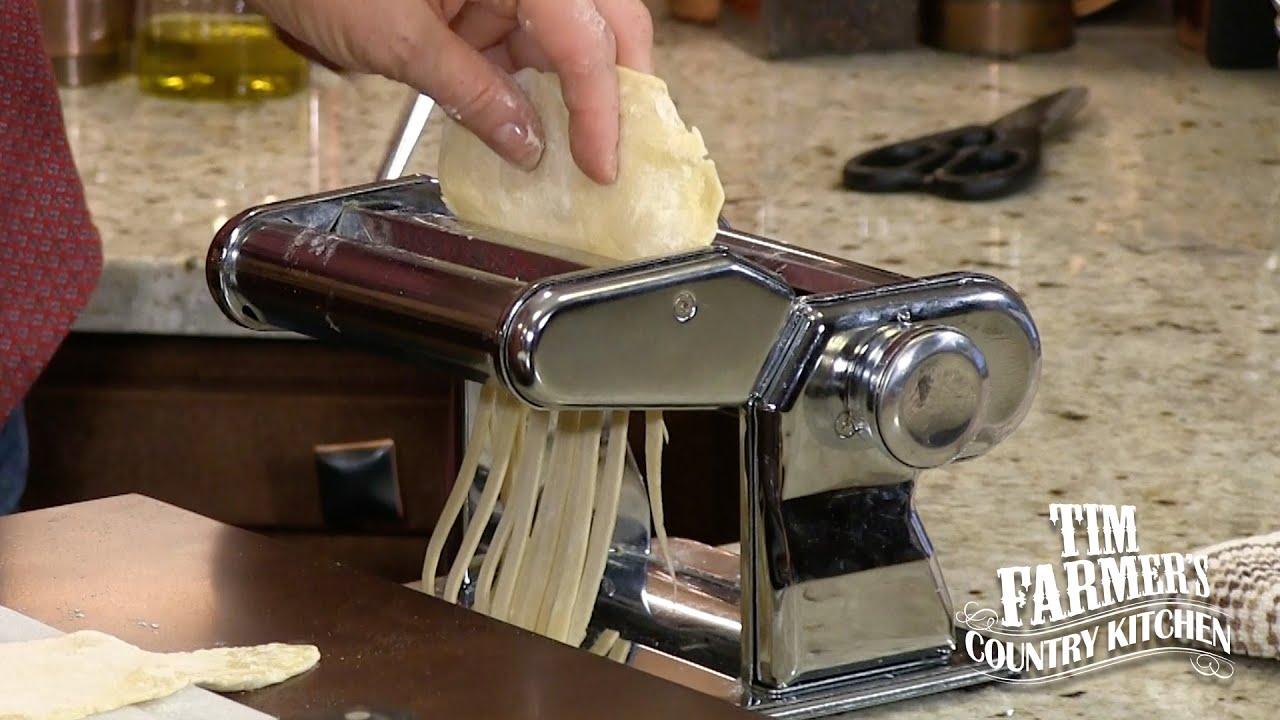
left=205, top=174, right=1039, bottom=718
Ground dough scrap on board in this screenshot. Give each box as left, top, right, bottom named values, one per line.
left=0, top=630, right=319, bottom=720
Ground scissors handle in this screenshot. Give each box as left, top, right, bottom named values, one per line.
left=931, top=127, right=1042, bottom=201
left=842, top=125, right=993, bottom=194
left=843, top=125, right=1043, bottom=202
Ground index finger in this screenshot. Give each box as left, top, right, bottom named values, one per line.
left=516, top=0, right=620, bottom=184
left=593, top=0, right=654, bottom=73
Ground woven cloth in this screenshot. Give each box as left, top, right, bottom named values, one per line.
left=1198, top=531, right=1280, bottom=659
left=0, top=0, right=103, bottom=420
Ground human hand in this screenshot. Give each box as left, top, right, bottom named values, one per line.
left=254, top=0, right=655, bottom=184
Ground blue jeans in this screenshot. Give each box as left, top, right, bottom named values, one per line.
left=0, top=405, right=28, bottom=515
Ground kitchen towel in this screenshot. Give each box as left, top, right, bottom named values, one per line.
left=1197, top=531, right=1280, bottom=659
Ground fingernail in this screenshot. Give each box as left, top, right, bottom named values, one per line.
left=494, top=123, right=544, bottom=171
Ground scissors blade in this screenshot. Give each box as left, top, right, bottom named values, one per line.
left=990, top=86, right=1089, bottom=137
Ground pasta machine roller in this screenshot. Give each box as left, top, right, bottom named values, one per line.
left=205, top=175, right=1040, bottom=718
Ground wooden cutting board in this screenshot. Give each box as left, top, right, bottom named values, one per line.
left=0, top=495, right=761, bottom=720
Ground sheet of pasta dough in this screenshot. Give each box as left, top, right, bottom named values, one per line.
left=0, top=630, right=319, bottom=720
left=438, top=65, right=724, bottom=260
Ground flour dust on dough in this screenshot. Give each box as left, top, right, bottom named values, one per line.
left=438, top=65, right=725, bottom=261
left=0, top=630, right=319, bottom=720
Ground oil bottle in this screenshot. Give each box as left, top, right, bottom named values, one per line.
left=134, top=0, right=309, bottom=100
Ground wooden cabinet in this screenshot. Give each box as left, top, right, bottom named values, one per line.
left=23, top=333, right=460, bottom=581
left=22, top=333, right=740, bottom=583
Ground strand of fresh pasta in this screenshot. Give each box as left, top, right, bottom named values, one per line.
left=443, top=393, right=524, bottom=602
left=588, top=629, right=621, bottom=656
left=645, top=412, right=676, bottom=588
left=488, top=411, right=553, bottom=619
left=511, top=412, right=582, bottom=630
left=421, top=394, right=672, bottom=659
left=542, top=412, right=604, bottom=641
left=471, top=505, right=513, bottom=613
left=470, top=403, right=530, bottom=611
left=531, top=413, right=596, bottom=634
left=566, top=411, right=630, bottom=646
left=421, top=382, right=498, bottom=594
left=424, top=392, right=675, bottom=666
left=587, top=628, right=633, bottom=663
left=607, top=637, right=634, bottom=663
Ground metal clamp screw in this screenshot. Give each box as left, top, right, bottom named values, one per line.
left=834, top=411, right=865, bottom=439
left=673, top=291, right=698, bottom=323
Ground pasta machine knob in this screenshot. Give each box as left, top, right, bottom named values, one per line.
left=855, top=324, right=991, bottom=469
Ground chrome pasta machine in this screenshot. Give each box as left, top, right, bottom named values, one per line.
left=205, top=175, right=1040, bottom=718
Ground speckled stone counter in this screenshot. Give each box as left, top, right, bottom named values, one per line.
left=59, top=17, right=1280, bottom=719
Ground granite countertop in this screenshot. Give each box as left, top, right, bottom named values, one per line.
left=59, top=13, right=1280, bottom=719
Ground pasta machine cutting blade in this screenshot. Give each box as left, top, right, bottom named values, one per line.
left=205, top=175, right=1039, bottom=718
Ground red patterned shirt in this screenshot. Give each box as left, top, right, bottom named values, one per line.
left=0, top=0, right=104, bottom=420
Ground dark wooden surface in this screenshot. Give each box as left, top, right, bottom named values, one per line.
left=0, top=494, right=757, bottom=720
left=23, top=333, right=463, bottom=533
left=21, top=333, right=742, bottom=583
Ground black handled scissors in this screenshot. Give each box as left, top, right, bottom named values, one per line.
left=842, top=87, right=1089, bottom=202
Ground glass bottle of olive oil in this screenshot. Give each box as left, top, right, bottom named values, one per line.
left=135, top=0, right=309, bottom=100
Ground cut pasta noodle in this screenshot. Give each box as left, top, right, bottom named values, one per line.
left=423, top=65, right=725, bottom=658
left=421, top=382, right=498, bottom=595
left=488, top=411, right=553, bottom=619
left=542, top=412, right=603, bottom=640
left=588, top=629, right=622, bottom=656
left=566, top=412, right=630, bottom=646
left=467, top=397, right=529, bottom=610
left=444, top=392, right=525, bottom=603
left=607, top=636, right=635, bottom=664
left=585, top=627, right=634, bottom=663
left=645, top=411, right=676, bottom=590
left=512, top=411, right=582, bottom=633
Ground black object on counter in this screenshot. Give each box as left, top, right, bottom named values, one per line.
left=1205, top=0, right=1279, bottom=69
left=721, top=0, right=920, bottom=58
left=314, top=438, right=405, bottom=531
left=842, top=87, right=1088, bottom=202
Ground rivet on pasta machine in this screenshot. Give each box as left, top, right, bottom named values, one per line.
left=672, top=291, right=698, bottom=323
left=833, top=411, right=861, bottom=439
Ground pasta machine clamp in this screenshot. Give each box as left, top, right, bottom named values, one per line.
left=205, top=175, right=1040, bottom=718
